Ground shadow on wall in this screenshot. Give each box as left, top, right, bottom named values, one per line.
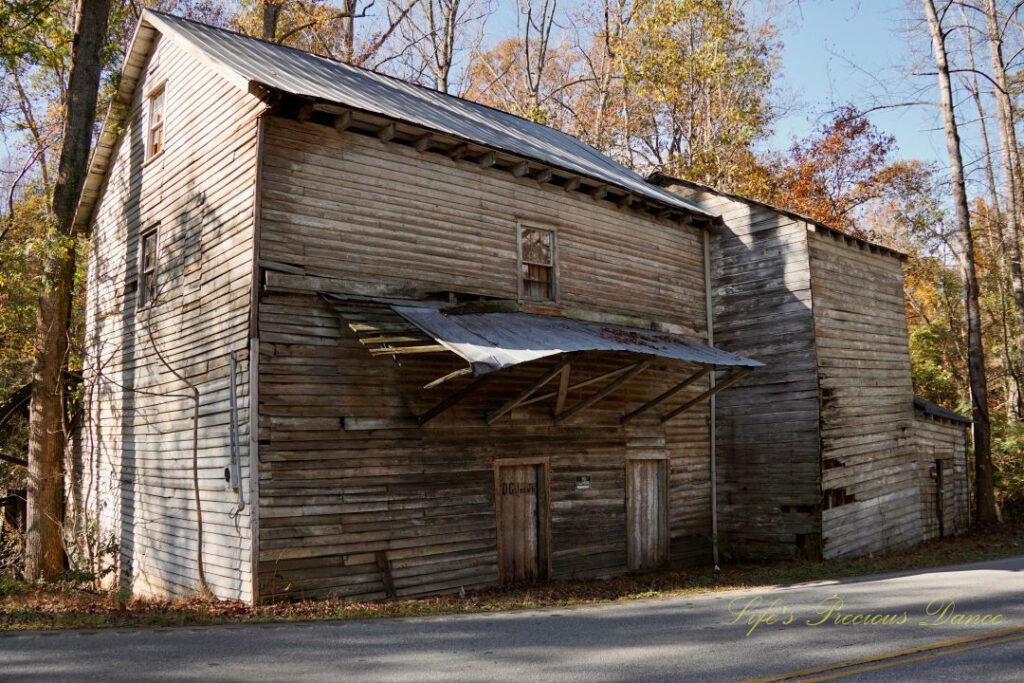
left=707, top=202, right=822, bottom=562
left=77, top=104, right=246, bottom=598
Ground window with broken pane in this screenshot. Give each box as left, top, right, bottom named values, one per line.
left=520, top=227, right=556, bottom=300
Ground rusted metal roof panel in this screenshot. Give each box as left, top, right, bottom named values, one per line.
left=392, top=306, right=762, bottom=375
left=142, top=10, right=711, bottom=218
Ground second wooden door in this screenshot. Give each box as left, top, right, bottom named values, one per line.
left=626, top=458, right=669, bottom=571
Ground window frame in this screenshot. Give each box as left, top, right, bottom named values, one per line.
left=145, top=84, right=166, bottom=161
left=516, top=222, right=559, bottom=303
left=138, top=226, right=160, bottom=309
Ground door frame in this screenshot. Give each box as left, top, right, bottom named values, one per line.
left=625, top=455, right=670, bottom=571
left=493, top=456, right=552, bottom=584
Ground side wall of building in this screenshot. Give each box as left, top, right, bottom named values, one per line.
left=255, top=116, right=714, bottom=599
left=913, top=414, right=970, bottom=539
left=808, top=230, right=919, bottom=559
left=79, top=36, right=264, bottom=600
left=662, top=185, right=822, bottom=560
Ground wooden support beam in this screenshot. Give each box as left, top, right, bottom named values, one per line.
left=617, top=193, right=634, bottom=208
left=375, top=551, right=397, bottom=599
left=449, top=143, right=469, bottom=161
left=476, top=151, right=497, bottom=168
left=592, top=185, right=608, bottom=201
left=333, top=110, right=352, bottom=132
left=660, top=368, right=753, bottom=424
left=621, top=367, right=710, bottom=424
left=419, top=374, right=492, bottom=426
left=297, top=103, right=315, bottom=122
left=563, top=177, right=581, bottom=192
left=555, top=360, right=650, bottom=424
left=378, top=122, right=396, bottom=142
left=511, top=161, right=530, bottom=177
left=368, top=344, right=446, bottom=355
left=534, top=168, right=553, bottom=184
left=519, top=363, right=634, bottom=408
left=414, top=133, right=434, bottom=152
left=555, top=363, right=572, bottom=414
left=313, top=102, right=347, bottom=114
left=424, top=367, right=472, bottom=390
left=487, top=356, right=572, bottom=425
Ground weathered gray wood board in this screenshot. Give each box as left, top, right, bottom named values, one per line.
left=253, top=115, right=718, bottom=599
left=626, top=458, right=669, bottom=571
left=806, top=230, right=919, bottom=559
left=78, top=35, right=264, bottom=601
left=665, top=184, right=822, bottom=560
left=256, top=291, right=715, bottom=600
left=661, top=178, right=966, bottom=562
left=913, top=412, right=970, bottom=539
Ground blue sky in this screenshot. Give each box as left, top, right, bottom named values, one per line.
left=771, top=0, right=950, bottom=168
left=485, top=0, right=955, bottom=170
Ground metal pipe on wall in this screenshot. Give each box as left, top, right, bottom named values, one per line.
left=703, top=229, right=720, bottom=570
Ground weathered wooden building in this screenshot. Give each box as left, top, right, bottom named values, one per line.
left=76, top=12, right=761, bottom=603
left=652, top=176, right=971, bottom=560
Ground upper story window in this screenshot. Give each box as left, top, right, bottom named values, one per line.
left=147, top=87, right=165, bottom=159
left=139, top=227, right=159, bottom=307
left=519, top=225, right=557, bottom=301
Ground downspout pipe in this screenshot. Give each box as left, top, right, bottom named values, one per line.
left=704, top=229, right=720, bottom=571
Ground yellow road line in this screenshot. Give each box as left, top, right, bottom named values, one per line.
left=743, top=625, right=1024, bottom=683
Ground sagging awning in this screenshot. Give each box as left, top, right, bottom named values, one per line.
left=323, top=296, right=761, bottom=426
left=392, top=305, right=761, bottom=375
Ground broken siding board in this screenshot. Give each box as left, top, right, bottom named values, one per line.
left=80, top=36, right=264, bottom=601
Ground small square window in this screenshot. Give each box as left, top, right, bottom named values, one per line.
left=519, top=226, right=556, bottom=300
left=147, top=88, right=165, bottom=158
left=139, top=227, right=159, bottom=307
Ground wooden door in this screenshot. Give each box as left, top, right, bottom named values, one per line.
left=495, top=462, right=548, bottom=584
left=626, top=459, right=669, bottom=571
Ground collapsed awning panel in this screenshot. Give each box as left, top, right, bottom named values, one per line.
left=392, top=306, right=762, bottom=375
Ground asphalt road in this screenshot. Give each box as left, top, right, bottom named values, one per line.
left=2, top=556, right=1022, bottom=681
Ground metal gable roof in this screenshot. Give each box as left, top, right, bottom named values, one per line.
left=392, top=305, right=762, bottom=375
left=141, top=10, right=711, bottom=218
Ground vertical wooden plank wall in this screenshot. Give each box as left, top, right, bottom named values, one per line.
left=80, top=36, right=265, bottom=600
left=807, top=231, right=919, bottom=559
left=662, top=184, right=823, bottom=559
left=255, top=116, right=714, bottom=599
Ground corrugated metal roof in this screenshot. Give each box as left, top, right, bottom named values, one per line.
left=913, top=396, right=972, bottom=424
left=392, top=306, right=762, bottom=375
left=650, top=172, right=906, bottom=259
left=143, top=10, right=710, bottom=218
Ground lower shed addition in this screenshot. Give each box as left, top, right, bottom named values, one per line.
left=912, top=396, right=971, bottom=540
left=254, top=289, right=760, bottom=600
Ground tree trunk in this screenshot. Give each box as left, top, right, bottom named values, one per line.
left=921, top=0, right=996, bottom=526
left=25, top=0, right=112, bottom=581
left=262, top=1, right=282, bottom=41
left=984, top=0, right=1024, bottom=418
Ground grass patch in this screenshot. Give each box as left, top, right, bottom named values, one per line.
left=2, top=519, right=1021, bottom=632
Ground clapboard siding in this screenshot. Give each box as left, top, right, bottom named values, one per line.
left=808, top=230, right=919, bottom=559
left=914, top=413, right=970, bottom=539
left=259, top=117, right=707, bottom=331
left=80, top=35, right=264, bottom=601
left=665, top=184, right=822, bottom=560
left=255, top=113, right=716, bottom=598
left=256, top=292, right=713, bottom=599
